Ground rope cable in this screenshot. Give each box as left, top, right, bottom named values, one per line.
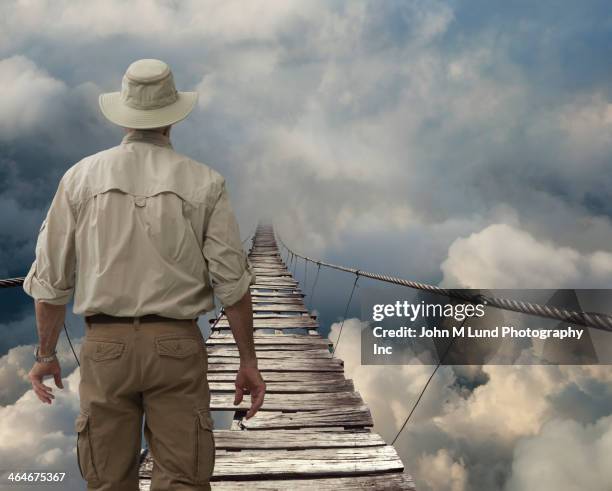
left=331, top=272, right=360, bottom=356
left=390, top=316, right=467, bottom=445
left=308, top=263, right=321, bottom=310
left=63, top=322, right=80, bottom=367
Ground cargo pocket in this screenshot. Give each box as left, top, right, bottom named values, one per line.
left=75, top=412, right=99, bottom=482
left=87, top=340, right=125, bottom=362
left=156, top=336, right=200, bottom=359
left=194, top=409, right=215, bottom=483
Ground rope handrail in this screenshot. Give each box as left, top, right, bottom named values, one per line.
left=276, top=235, right=612, bottom=333
left=0, top=277, right=25, bottom=288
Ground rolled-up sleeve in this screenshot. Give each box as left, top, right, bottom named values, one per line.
left=202, top=181, right=255, bottom=307
left=23, top=177, right=76, bottom=305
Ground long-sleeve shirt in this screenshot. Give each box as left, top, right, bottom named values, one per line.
left=23, top=130, right=255, bottom=318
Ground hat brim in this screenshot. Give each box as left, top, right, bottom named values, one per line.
left=98, top=91, right=198, bottom=129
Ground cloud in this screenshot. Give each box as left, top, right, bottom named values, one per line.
left=0, top=56, right=65, bottom=140
left=505, top=416, right=612, bottom=491
left=0, top=368, right=83, bottom=490
left=417, top=449, right=468, bottom=491
left=440, top=223, right=612, bottom=288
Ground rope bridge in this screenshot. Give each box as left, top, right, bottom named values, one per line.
left=141, top=224, right=415, bottom=489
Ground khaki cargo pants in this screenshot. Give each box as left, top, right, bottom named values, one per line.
left=75, top=318, right=215, bottom=490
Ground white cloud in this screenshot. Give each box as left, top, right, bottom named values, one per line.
left=417, top=449, right=468, bottom=491
left=0, top=56, right=65, bottom=139
left=0, top=368, right=83, bottom=490
left=440, top=223, right=612, bottom=288
left=505, top=416, right=612, bottom=491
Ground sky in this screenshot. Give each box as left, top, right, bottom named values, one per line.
left=1, top=1, right=612, bottom=490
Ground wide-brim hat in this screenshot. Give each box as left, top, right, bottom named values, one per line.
left=99, top=59, right=198, bottom=129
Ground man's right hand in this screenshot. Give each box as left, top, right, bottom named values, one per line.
left=233, top=365, right=266, bottom=419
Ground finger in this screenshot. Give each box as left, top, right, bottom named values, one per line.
left=54, top=372, right=64, bottom=389
left=33, top=387, right=52, bottom=404
left=34, top=385, right=54, bottom=399
left=246, top=388, right=265, bottom=419
left=31, top=378, right=53, bottom=394
left=234, top=386, right=244, bottom=406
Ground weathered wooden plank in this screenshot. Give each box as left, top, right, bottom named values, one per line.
left=141, top=473, right=416, bottom=490
left=240, top=406, right=373, bottom=429
left=252, top=312, right=310, bottom=318
left=214, top=317, right=318, bottom=329
left=250, top=290, right=304, bottom=297
left=211, top=429, right=385, bottom=449
left=254, top=275, right=297, bottom=281
left=251, top=296, right=306, bottom=304
left=209, top=379, right=354, bottom=393
left=208, top=358, right=342, bottom=372
left=206, top=333, right=331, bottom=347
left=140, top=445, right=402, bottom=479
left=208, top=347, right=332, bottom=359
left=211, top=391, right=362, bottom=411
left=252, top=270, right=293, bottom=277
left=252, top=304, right=308, bottom=313
left=207, top=371, right=346, bottom=383
left=252, top=281, right=300, bottom=289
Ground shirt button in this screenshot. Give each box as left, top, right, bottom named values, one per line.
left=134, top=197, right=146, bottom=207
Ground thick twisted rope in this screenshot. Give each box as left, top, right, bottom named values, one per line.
left=276, top=235, right=612, bottom=333
left=0, top=277, right=26, bottom=288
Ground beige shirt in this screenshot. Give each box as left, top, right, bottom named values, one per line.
left=23, top=130, right=255, bottom=318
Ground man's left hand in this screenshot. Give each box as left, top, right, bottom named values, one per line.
left=29, top=359, right=64, bottom=404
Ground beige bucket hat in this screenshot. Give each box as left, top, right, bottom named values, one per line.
left=99, top=59, right=198, bottom=129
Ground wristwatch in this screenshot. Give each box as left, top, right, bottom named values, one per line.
left=34, top=346, right=57, bottom=363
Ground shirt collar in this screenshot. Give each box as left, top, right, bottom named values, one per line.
left=121, top=130, right=173, bottom=148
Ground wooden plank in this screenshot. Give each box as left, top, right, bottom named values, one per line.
left=240, top=406, right=373, bottom=429
left=207, top=371, right=347, bottom=383
left=209, top=379, right=354, bottom=393
left=252, top=269, right=292, bottom=275
left=251, top=296, right=306, bottom=304
left=252, top=304, right=308, bottom=312
left=206, top=333, right=331, bottom=347
left=254, top=276, right=297, bottom=282
left=252, top=281, right=300, bottom=289
left=140, top=446, right=402, bottom=480
left=211, top=429, right=385, bottom=449
left=141, top=473, right=416, bottom=490
left=210, top=392, right=363, bottom=411
left=252, top=312, right=310, bottom=318
left=250, top=290, right=304, bottom=297
left=215, top=318, right=318, bottom=329
left=208, top=358, right=343, bottom=372
left=208, top=343, right=329, bottom=352
left=208, top=347, right=332, bottom=359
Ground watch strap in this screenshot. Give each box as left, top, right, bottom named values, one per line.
left=35, top=347, right=57, bottom=363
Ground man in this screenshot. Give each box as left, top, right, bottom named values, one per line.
left=23, top=59, right=265, bottom=491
